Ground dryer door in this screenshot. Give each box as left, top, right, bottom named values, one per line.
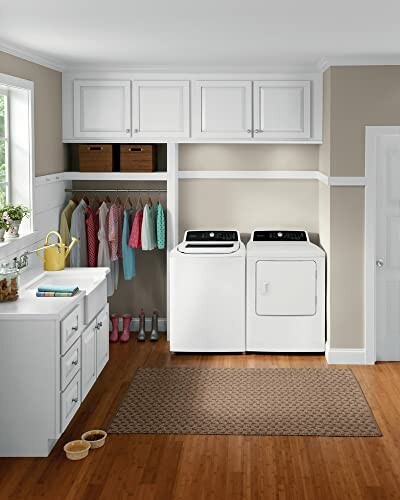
left=256, top=260, right=316, bottom=316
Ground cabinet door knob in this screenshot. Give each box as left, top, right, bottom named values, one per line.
left=72, top=326, right=78, bottom=332
left=134, top=129, right=139, bottom=133
left=126, top=128, right=130, bottom=133
left=247, top=129, right=252, bottom=133
left=72, top=398, right=78, bottom=403
left=72, top=360, right=78, bottom=366
left=255, top=129, right=262, bottom=133
left=97, top=321, right=103, bottom=328
left=376, top=259, right=384, bottom=268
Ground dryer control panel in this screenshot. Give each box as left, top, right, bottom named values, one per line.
left=253, top=230, right=308, bottom=242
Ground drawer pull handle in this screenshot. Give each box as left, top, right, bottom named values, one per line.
left=88, top=146, right=103, bottom=151
left=72, top=360, right=78, bottom=366
left=72, top=326, right=78, bottom=331
left=72, top=398, right=78, bottom=403
left=128, top=147, right=143, bottom=152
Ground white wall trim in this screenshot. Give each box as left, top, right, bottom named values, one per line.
left=319, top=55, right=400, bottom=73
left=364, top=126, right=400, bottom=365
left=325, top=346, right=367, bottom=365
left=0, top=40, right=64, bottom=72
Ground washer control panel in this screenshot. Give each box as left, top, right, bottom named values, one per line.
left=253, top=230, right=308, bottom=242
left=185, top=230, right=239, bottom=242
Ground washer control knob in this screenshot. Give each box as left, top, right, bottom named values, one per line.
left=209, top=232, right=215, bottom=238
left=277, top=232, right=283, bottom=237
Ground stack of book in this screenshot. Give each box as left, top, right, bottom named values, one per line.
left=36, top=285, right=79, bottom=298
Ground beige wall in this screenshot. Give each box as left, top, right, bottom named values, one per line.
left=0, top=51, right=64, bottom=176
left=179, top=179, right=319, bottom=241
left=330, top=66, right=400, bottom=176
left=180, top=144, right=319, bottom=171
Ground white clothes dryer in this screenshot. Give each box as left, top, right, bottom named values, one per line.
left=170, top=230, right=246, bottom=352
left=246, top=230, right=325, bottom=352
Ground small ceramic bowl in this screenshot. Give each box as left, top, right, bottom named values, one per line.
left=64, top=440, right=90, bottom=460
left=81, top=429, right=108, bottom=449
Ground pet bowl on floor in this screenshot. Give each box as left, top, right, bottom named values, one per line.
left=81, top=429, right=107, bottom=449
left=64, top=440, right=90, bottom=460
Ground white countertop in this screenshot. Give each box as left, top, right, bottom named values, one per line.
left=0, top=267, right=109, bottom=321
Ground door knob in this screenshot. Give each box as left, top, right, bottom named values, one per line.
left=376, top=259, right=384, bottom=267
left=247, top=129, right=252, bottom=133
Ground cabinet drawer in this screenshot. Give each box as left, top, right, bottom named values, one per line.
left=61, top=305, right=81, bottom=354
left=61, top=338, right=81, bottom=391
left=61, top=371, right=81, bottom=432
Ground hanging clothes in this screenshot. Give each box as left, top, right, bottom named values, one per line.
left=108, top=202, right=123, bottom=261
left=86, top=206, right=99, bottom=267
left=156, top=201, right=166, bottom=250
left=129, top=208, right=143, bottom=249
left=59, top=199, right=77, bottom=266
left=97, top=201, right=114, bottom=296
left=70, top=198, right=88, bottom=267
left=122, top=208, right=136, bottom=280
left=141, top=203, right=157, bottom=251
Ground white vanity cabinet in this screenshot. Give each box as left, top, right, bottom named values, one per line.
left=192, top=80, right=253, bottom=139
left=0, top=269, right=109, bottom=457
left=253, top=80, right=311, bottom=140
left=73, top=80, right=131, bottom=138
left=132, top=81, right=190, bottom=138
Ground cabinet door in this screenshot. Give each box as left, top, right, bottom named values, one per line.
left=96, top=304, right=109, bottom=377
left=192, top=81, right=252, bottom=139
left=81, top=320, right=97, bottom=400
left=253, top=81, right=311, bottom=140
left=132, top=81, right=189, bottom=138
left=73, top=80, right=131, bottom=138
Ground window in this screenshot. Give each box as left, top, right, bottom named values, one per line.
left=0, top=88, right=9, bottom=207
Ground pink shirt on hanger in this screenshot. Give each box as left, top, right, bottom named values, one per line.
left=108, top=203, right=123, bottom=261
left=129, top=209, right=143, bottom=249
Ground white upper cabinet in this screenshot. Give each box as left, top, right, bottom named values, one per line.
left=132, top=81, right=189, bottom=138
left=253, top=81, right=311, bottom=140
left=73, top=80, right=131, bottom=138
left=192, top=81, right=252, bottom=139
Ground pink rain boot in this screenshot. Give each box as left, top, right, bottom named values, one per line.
left=120, top=314, right=131, bottom=343
left=110, top=314, right=119, bottom=343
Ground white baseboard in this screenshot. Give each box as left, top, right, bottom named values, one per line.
left=325, top=345, right=367, bottom=365
left=111, top=316, right=167, bottom=333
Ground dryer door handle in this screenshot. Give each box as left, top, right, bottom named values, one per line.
left=260, top=282, right=269, bottom=295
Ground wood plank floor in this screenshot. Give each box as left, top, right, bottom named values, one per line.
left=1, top=336, right=399, bottom=500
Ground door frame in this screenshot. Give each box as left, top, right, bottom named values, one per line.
left=365, top=126, right=400, bottom=364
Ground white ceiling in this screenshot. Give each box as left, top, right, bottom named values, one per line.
left=1, top=0, right=400, bottom=71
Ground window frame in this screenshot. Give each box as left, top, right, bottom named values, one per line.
left=0, top=85, right=10, bottom=207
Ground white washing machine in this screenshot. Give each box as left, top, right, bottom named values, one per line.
left=170, top=230, right=246, bottom=352
left=246, top=230, right=325, bottom=352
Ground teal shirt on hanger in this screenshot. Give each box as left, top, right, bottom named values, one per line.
left=122, top=208, right=136, bottom=280
left=156, top=202, right=165, bottom=250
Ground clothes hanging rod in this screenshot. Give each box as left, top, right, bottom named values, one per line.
left=65, top=188, right=167, bottom=193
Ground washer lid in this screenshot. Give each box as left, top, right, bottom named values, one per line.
left=178, top=230, right=241, bottom=254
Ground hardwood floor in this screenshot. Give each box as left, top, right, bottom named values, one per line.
left=1, top=336, right=400, bottom=500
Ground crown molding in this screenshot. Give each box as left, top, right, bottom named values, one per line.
left=0, top=39, right=65, bottom=72
left=318, top=55, right=400, bottom=73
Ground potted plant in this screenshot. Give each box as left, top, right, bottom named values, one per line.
left=2, top=204, right=31, bottom=239
left=0, top=212, right=9, bottom=242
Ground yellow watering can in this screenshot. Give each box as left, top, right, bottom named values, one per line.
left=35, top=231, right=78, bottom=271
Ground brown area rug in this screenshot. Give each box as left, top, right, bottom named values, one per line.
left=108, top=367, right=381, bottom=437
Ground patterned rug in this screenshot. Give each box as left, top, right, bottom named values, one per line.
left=108, top=367, right=382, bottom=437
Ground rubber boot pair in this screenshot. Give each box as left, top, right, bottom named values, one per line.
left=110, top=314, right=131, bottom=343
left=137, top=309, right=159, bottom=342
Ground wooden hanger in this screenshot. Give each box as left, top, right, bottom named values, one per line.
left=83, top=194, right=89, bottom=205
left=136, top=194, right=143, bottom=210
left=147, top=193, right=153, bottom=207
left=124, top=195, right=132, bottom=209
left=104, top=194, right=111, bottom=203
left=114, top=191, right=122, bottom=205
left=90, top=193, right=100, bottom=207
left=71, top=193, right=79, bottom=205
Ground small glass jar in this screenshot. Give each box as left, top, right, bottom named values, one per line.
left=0, top=264, right=20, bottom=302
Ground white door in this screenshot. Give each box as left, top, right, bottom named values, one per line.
left=96, top=305, right=109, bottom=376
left=375, top=134, right=400, bottom=360
left=81, top=319, right=97, bottom=399
left=253, top=81, right=311, bottom=140
left=192, top=81, right=252, bottom=139
left=73, top=80, right=131, bottom=138
left=256, top=260, right=316, bottom=316
left=132, top=81, right=189, bottom=138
